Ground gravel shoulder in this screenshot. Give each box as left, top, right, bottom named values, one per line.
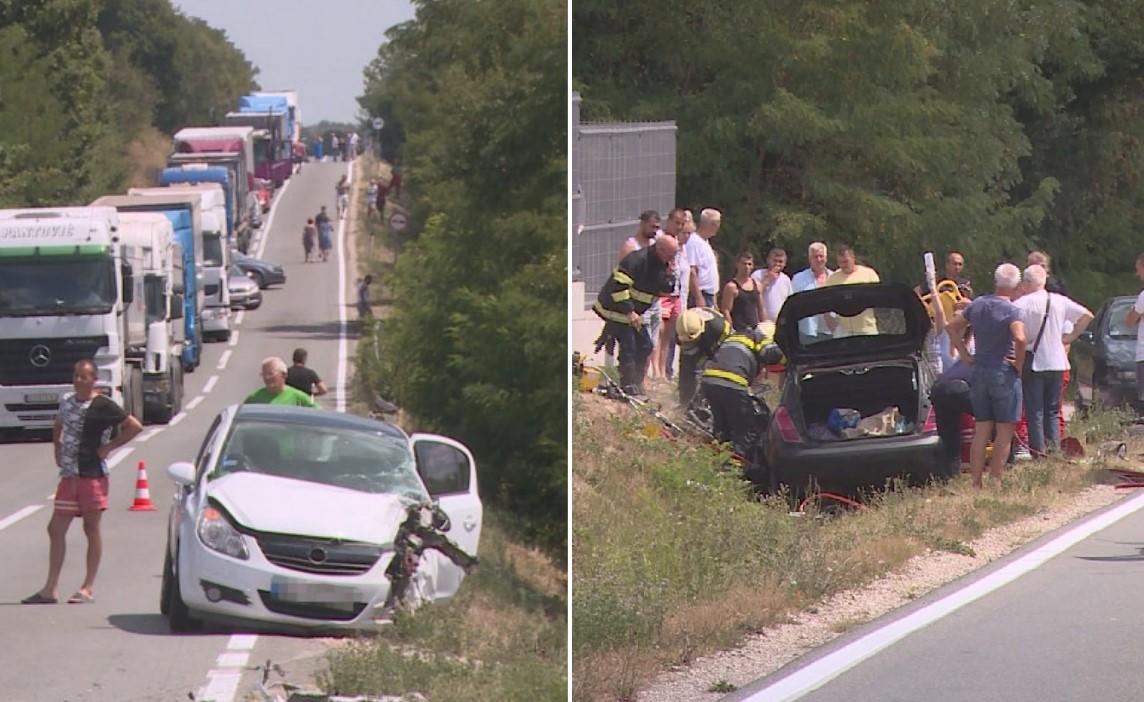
left=636, top=471, right=1134, bottom=701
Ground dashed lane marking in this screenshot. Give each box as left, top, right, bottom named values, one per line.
left=228, top=330, right=240, bottom=347
left=234, top=309, right=245, bottom=326
left=0, top=505, right=43, bottom=532
left=217, top=350, right=232, bottom=370
left=136, top=427, right=163, bottom=443
left=202, top=375, right=219, bottom=394
left=185, top=395, right=204, bottom=411
left=168, top=412, right=187, bottom=427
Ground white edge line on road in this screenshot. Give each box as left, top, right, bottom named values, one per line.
left=185, top=395, right=204, bottom=411
left=0, top=505, right=43, bottom=532
left=217, top=349, right=232, bottom=370
left=202, top=375, right=219, bottom=394
left=168, top=412, right=187, bottom=427
left=739, top=490, right=1144, bottom=702
left=254, top=175, right=292, bottom=260
left=136, top=426, right=163, bottom=443
left=234, top=309, right=245, bottom=326
left=228, top=330, right=240, bottom=347
left=335, top=161, right=351, bottom=414
left=107, top=446, right=134, bottom=470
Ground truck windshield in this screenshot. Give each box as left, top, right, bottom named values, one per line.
left=253, top=138, right=272, bottom=164
left=144, top=274, right=165, bottom=326
left=0, top=256, right=115, bottom=316
left=203, top=233, right=224, bottom=267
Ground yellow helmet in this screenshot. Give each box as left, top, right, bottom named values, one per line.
left=677, top=308, right=716, bottom=346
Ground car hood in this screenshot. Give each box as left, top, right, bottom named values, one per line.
left=228, top=275, right=258, bottom=292
left=207, top=472, right=407, bottom=545
left=775, top=282, right=931, bottom=365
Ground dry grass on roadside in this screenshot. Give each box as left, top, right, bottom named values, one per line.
left=572, top=394, right=1131, bottom=702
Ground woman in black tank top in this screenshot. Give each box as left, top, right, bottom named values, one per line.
left=721, top=251, right=764, bottom=331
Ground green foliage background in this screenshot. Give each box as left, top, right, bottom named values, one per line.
left=357, top=0, right=566, bottom=556
left=0, top=0, right=257, bottom=206
left=574, top=0, right=1144, bottom=307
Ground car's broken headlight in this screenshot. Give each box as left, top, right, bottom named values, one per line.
left=197, top=506, right=249, bottom=560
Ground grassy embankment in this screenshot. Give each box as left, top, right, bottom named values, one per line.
left=572, top=392, right=1133, bottom=701
left=321, top=155, right=567, bottom=701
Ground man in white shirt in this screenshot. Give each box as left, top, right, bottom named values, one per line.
left=751, top=247, right=793, bottom=322
left=1124, top=253, right=1144, bottom=414
left=685, top=208, right=721, bottom=308
left=790, top=242, right=834, bottom=345
left=1014, top=264, right=1093, bottom=456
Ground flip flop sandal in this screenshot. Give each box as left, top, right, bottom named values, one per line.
left=67, top=592, right=94, bottom=604
left=21, top=593, right=57, bottom=605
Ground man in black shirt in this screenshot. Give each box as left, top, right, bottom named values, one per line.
left=285, top=348, right=328, bottom=398
left=23, top=359, right=142, bottom=605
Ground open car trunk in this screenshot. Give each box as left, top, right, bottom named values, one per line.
left=797, top=361, right=920, bottom=441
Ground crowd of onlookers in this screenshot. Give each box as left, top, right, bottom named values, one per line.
left=597, top=204, right=1144, bottom=488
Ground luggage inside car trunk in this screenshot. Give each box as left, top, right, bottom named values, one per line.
left=797, top=361, right=920, bottom=440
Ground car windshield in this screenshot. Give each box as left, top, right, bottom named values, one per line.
left=1108, top=301, right=1137, bottom=339
left=214, top=419, right=428, bottom=501
left=0, top=255, right=116, bottom=316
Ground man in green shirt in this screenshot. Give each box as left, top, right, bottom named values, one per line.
left=245, top=357, right=320, bottom=407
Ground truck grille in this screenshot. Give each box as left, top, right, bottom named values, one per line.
left=256, top=533, right=382, bottom=576
left=0, top=336, right=108, bottom=386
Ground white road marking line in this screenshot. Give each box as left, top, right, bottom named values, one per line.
left=136, top=427, right=163, bottom=443
left=107, top=447, right=134, bottom=470
left=739, top=490, right=1144, bottom=702
left=217, top=349, right=232, bottom=370
left=203, top=375, right=219, bottom=394
left=198, top=670, right=242, bottom=702
left=227, top=633, right=258, bottom=650
left=0, top=505, right=43, bottom=532
left=336, top=161, right=351, bottom=414
left=255, top=175, right=292, bottom=260
left=228, top=330, right=240, bottom=347
left=168, top=412, right=187, bottom=427
left=234, top=309, right=245, bottom=326
left=185, top=395, right=204, bottom=411
left=214, top=651, right=250, bottom=668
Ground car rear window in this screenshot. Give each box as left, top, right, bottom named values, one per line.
left=799, top=306, right=910, bottom=346
left=1108, top=301, right=1137, bottom=339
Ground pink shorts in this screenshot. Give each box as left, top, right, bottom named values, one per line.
left=660, top=295, right=683, bottom=320
left=54, top=476, right=109, bottom=516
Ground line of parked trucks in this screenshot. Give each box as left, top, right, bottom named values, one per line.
left=0, top=90, right=303, bottom=431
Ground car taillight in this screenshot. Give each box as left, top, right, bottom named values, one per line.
left=923, top=407, right=937, bottom=433
left=774, top=406, right=802, bottom=443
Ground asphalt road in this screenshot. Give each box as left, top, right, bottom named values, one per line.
left=0, top=160, right=359, bottom=702
left=729, top=491, right=1144, bottom=702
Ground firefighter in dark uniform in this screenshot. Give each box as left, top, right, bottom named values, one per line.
left=593, top=235, right=679, bottom=395
left=700, top=323, right=783, bottom=475
left=675, top=307, right=730, bottom=409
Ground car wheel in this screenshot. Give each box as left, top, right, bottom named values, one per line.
left=250, top=270, right=267, bottom=289
left=164, top=547, right=200, bottom=632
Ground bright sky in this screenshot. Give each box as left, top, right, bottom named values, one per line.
left=172, top=0, right=416, bottom=125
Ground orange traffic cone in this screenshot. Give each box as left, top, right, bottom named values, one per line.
left=129, top=460, right=156, bottom=512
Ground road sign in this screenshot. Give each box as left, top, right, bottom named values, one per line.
left=388, top=212, right=408, bottom=232
left=371, top=117, right=385, bottom=130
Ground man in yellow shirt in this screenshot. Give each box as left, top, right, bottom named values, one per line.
left=823, top=243, right=880, bottom=336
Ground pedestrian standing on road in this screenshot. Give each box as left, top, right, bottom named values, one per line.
left=1014, top=264, right=1093, bottom=457
left=302, top=218, right=317, bottom=263
left=316, top=206, right=333, bottom=262
left=335, top=175, right=350, bottom=220
left=245, top=357, right=319, bottom=407
left=685, top=208, right=721, bottom=308
left=22, top=360, right=143, bottom=605
left=357, top=275, right=374, bottom=320
left=286, top=348, right=329, bottom=397
left=752, top=247, right=793, bottom=390
left=330, top=133, right=340, bottom=162
left=946, top=263, right=1027, bottom=488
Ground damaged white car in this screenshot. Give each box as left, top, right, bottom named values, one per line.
left=160, top=404, right=482, bottom=631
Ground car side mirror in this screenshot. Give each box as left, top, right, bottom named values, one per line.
left=121, top=261, right=135, bottom=304
left=167, top=461, right=196, bottom=485
left=1079, top=330, right=1094, bottom=342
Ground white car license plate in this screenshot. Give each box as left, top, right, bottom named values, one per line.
left=24, top=392, right=59, bottom=404
left=270, top=577, right=359, bottom=604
